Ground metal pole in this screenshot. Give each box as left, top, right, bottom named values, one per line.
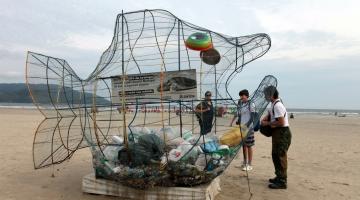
left=214, top=64, right=217, bottom=135
left=168, top=101, right=171, bottom=125
left=192, top=99, right=194, bottom=131
left=121, top=10, right=128, bottom=150
left=177, top=19, right=183, bottom=137
left=178, top=20, right=181, bottom=71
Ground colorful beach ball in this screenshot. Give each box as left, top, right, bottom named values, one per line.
left=185, top=32, right=213, bottom=51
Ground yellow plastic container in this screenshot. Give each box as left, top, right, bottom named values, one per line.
left=220, top=125, right=248, bottom=147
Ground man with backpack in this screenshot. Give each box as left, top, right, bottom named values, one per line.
left=261, top=86, right=292, bottom=189
left=230, top=89, right=256, bottom=171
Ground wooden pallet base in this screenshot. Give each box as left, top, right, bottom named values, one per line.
left=82, top=173, right=221, bottom=200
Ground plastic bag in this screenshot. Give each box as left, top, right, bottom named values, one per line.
left=127, top=134, right=165, bottom=166
left=103, top=145, right=123, bottom=163
left=181, top=130, right=193, bottom=140
left=220, top=126, right=248, bottom=147
left=168, top=141, right=198, bottom=163
left=178, top=141, right=198, bottom=162
left=112, top=135, right=123, bottom=144
left=158, top=126, right=180, bottom=142
left=195, top=154, right=207, bottom=170
left=201, top=140, right=218, bottom=153
left=186, top=135, right=200, bottom=145
left=128, top=126, right=155, bottom=142
left=168, top=149, right=182, bottom=162
left=167, top=137, right=185, bottom=148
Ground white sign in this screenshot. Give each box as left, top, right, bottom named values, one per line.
left=111, top=69, right=197, bottom=103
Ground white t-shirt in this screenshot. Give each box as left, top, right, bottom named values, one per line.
left=237, top=101, right=255, bottom=125
left=269, top=99, right=289, bottom=127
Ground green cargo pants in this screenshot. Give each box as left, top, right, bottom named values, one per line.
left=271, top=127, right=292, bottom=182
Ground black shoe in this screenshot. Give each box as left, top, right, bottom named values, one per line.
left=268, top=177, right=279, bottom=183
left=268, top=182, right=287, bottom=189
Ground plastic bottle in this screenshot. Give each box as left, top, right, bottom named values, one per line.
left=102, top=160, right=115, bottom=175
left=112, top=135, right=123, bottom=144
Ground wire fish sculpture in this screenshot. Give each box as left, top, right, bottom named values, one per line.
left=25, top=9, right=277, bottom=189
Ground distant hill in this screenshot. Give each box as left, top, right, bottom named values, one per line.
left=0, top=83, right=110, bottom=104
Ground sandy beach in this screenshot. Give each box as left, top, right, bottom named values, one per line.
left=0, top=108, right=359, bottom=200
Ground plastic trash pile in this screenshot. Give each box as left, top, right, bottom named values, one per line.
left=92, top=126, right=248, bottom=189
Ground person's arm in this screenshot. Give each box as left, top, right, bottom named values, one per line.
left=195, top=101, right=209, bottom=113
left=230, top=115, right=237, bottom=126
left=270, top=117, right=285, bottom=128
left=261, top=111, right=271, bottom=126
left=195, top=106, right=210, bottom=113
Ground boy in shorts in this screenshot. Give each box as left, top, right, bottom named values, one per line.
left=230, top=89, right=255, bottom=171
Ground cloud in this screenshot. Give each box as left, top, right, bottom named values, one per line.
left=264, top=30, right=360, bottom=60
left=1, top=71, right=23, bottom=78
left=230, top=0, right=360, bottom=60
left=253, top=0, right=360, bottom=38
left=0, top=48, right=22, bottom=59
left=0, top=70, right=24, bottom=83
left=62, top=31, right=113, bottom=51
left=0, top=0, right=359, bottom=109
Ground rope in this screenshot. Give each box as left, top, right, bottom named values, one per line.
left=237, top=106, right=254, bottom=200
left=159, top=66, right=169, bottom=168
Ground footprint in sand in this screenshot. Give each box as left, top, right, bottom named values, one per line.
left=331, top=181, right=350, bottom=186
left=300, top=179, right=324, bottom=191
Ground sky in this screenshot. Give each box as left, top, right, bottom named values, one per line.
left=0, top=0, right=359, bottom=109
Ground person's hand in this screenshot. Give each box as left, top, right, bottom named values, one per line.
left=261, top=120, right=269, bottom=126
left=261, top=120, right=265, bottom=126
left=240, top=125, right=248, bottom=133
left=270, top=122, right=276, bottom=128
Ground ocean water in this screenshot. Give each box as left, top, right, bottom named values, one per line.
left=0, top=103, right=37, bottom=109
left=1, top=103, right=359, bottom=117
left=287, top=108, right=360, bottom=117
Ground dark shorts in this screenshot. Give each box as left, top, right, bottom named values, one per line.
left=245, top=131, right=255, bottom=147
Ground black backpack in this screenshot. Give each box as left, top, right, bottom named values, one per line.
left=253, top=112, right=261, bottom=132
left=259, top=100, right=286, bottom=137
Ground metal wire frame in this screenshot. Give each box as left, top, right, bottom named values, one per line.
left=26, top=9, right=275, bottom=188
